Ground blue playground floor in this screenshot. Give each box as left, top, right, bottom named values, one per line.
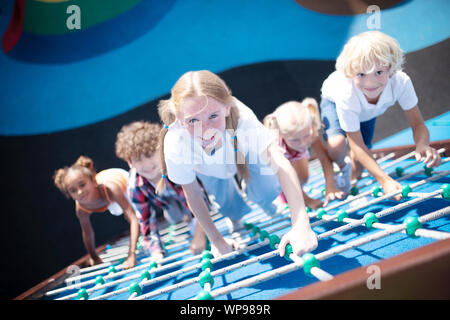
left=1, top=0, right=449, bottom=135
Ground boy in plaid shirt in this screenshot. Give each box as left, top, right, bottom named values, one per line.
left=115, top=121, right=205, bottom=261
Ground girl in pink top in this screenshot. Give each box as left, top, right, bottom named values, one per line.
left=264, top=98, right=347, bottom=208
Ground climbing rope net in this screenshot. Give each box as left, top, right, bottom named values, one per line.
left=43, top=149, right=450, bottom=300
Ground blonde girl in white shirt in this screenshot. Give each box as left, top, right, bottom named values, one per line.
left=320, top=31, right=441, bottom=200
left=156, top=70, right=317, bottom=258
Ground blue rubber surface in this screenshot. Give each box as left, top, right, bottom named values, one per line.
left=373, top=111, right=450, bottom=149
left=1, top=0, right=449, bottom=135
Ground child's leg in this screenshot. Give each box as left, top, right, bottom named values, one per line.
left=245, top=162, right=281, bottom=215
left=163, top=198, right=188, bottom=224
left=320, top=98, right=348, bottom=169
left=292, top=158, right=322, bottom=209
left=196, top=173, right=253, bottom=221
left=351, top=118, right=377, bottom=180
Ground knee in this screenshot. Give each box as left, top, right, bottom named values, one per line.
left=326, top=135, right=347, bottom=158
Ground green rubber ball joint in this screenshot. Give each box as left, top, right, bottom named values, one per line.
left=404, top=216, right=422, bottom=237
left=337, top=209, right=348, bottom=223
left=283, top=243, right=293, bottom=261
left=301, top=253, right=320, bottom=276
left=401, top=184, right=412, bottom=198
left=441, top=184, right=450, bottom=199
left=201, top=258, right=213, bottom=272
left=269, top=234, right=280, bottom=250
left=364, top=212, right=378, bottom=229
left=129, top=282, right=142, bottom=296
left=199, top=270, right=214, bottom=288
left=196, top=289, right=213, bottom=300
left=77, top=288, right=89, bottom=300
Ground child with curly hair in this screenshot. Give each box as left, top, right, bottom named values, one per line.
left=115, top=121, right=206, bottom=259
left=53, top=156, right=140, bottom=269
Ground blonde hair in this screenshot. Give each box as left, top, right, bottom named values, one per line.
left=336, top=31, right=404, bottom=78
left=156, top=70, right=249, bottom=194
left=53, top=155, right=96, bottom=198
left=264, top=97, right=321, bottom=137
left=115, top=121, right=161, bottom=162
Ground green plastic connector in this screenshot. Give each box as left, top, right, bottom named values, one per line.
left=107, top=266, right=116, bottom=274
left=149, top=261, right=158, bottom=270
left=77, top=288, right=89, bottom=300
left=283, top=243, right=293, bottom=261
left=259, top=230, right=270, bottom=241
left=199, top=270, right=214, bottom=288
left=401, top=185, right=412, bottom=198
left=269, top=234, right=280, bottom=250
left=196, top=289, right=213, bottom=300
left=302, top=253, right=319, bottom=276
left=202, top=250, right=213, bottom=260
left=243, top=221, right=253, bottom=230
left=251, top=226, right=261, bottom=236
left=395, top=166, right=404, bottom=177
left=337, top=209, right=348, bottom=223
left=140, top=270, right=151, bottom=281
left=441, top=184, right=450, bottom=200
left=95, top=275, right=105, bottom=286
left=316, top=208, right=326, bottom=219
left=372, top=186, right=382, bottom=197
left=205, top=236, right=211, bottom=251
left=364, top=212, right=378, bottom=229
left=404, top=216, right=422, bottom=237
left=424, top=165, right=434, bottom=177
left=201, top=258, right=213, bottom=271
left=350, top=186, right=359, bottom=196
left=129, top=282, right=142, bottom=296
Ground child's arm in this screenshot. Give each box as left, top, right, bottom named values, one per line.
left=347, top=131, right=403, bottom=200
left=182, top=180, right=239, bottom=257
left=404, top=106, right=441, bottom=168
left=129, top=187, right=166, bottom=262
left=76, top=209, right=102, bottom=266
left=310, top=138, right=345, bottom=206
left=265, top=143, right=318, bottom=257
left=108, top=184, right=140, bottom=269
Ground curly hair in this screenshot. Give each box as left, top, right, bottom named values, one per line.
left=115, top=121, right=161, bottom=162
left=53, top=155, right=96, bottom=198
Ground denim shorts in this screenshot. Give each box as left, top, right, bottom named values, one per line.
left=320, top=98, right=376, bottom=149
left=196, top=160, right=281, bottom=220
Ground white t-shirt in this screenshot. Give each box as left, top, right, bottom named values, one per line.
left=321, top=70, right=418, bottom=132
left=164, top=97, right=275, bottom=185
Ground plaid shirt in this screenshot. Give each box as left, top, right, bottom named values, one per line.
left=127, top=169, right=187, bottom=254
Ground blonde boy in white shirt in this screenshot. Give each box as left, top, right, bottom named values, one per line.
left=320, top=31, right=441, bottom=200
